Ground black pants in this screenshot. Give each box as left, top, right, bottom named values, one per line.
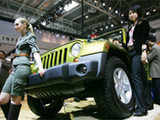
left=129, top=51, right=149, bottom=111
left=152, top=78, right=160, bottom=104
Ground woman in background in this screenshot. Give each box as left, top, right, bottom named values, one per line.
left=142, top=35, right=160, bottom=105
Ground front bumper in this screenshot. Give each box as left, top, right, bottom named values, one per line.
left=27, top=60, right=98, bottom=89
left=25, top=53, right=107, bottom=98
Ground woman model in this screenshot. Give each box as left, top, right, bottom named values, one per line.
left=127, top=5, right=151, bottom=116
left=0, top=17, right=44, bottom=120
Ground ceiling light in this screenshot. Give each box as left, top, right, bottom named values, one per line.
left=34, top=27, right=37, bottom=30
left=59, top=7, right=63, bottom=11
left=109, top=7, right=112, bottom=10
left=111, top=24, right=114, bottom=27
left=100, top=28, right=103, bottom=31
left=102, top=3, right=106, bottom=6
left=94, top=0, right=98, bottom=3
left=121, top=14, right=124, bottom=17
left=64, top=1, right=79, bottom=12
left=85, top=15, right=89, bottom=19
left=153, top=9, right=157, bottom=12
left=41, top=21, right=47, bottom=26
left=115, top=10, right=118, bottom=14
left=105, top=26, right=109, bottom=29
left=146, top=11, right=150, bottom=15
left=121, top=21, right=124, bottom=24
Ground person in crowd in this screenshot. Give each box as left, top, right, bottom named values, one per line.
left=0, top=50, right=5, bottom=73
left=126, top=5, right=151, bottom=116
left=0, top=50, right=11, bottom=119
left=113, top=38, right=122, bottom=47
left=142, top=35, right=160, bottom=105
left=0, top=17, right=45, bottom=120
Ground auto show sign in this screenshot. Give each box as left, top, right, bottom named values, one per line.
left=0, top=34, right=18, bottom=45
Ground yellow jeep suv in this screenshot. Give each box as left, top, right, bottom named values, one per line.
left=25, top=28, right=134, bottom=119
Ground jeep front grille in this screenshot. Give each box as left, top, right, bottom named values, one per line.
left=41, top=48, right=68, bottom=69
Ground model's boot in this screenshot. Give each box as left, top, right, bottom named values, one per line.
left=8, top=104, right=21, bottom=120
left=1, top=102, right=10, bottom=118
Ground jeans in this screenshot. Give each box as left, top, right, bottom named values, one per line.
left=130, top=51, right=147, bottom=111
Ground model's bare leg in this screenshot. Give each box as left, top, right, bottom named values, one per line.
left=0, top=92, right=10, bottom=104
left=0, top=92, right=10, bottom=118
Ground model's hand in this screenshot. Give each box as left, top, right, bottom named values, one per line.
left=39, top=69, right=45, bottom=77
left=141, top=51, right=147, bottom=64
left=142, top=44, right=147, bottom=50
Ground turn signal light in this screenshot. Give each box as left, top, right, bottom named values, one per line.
left=105, top=43, right=110, bottom=51
left=74, top=58, right=79, bottom=62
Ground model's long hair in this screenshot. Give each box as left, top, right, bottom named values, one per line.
left=15, top=17, right=34, bottom=34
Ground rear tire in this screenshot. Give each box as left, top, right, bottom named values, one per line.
left=27, top=95, right=64, bottom=118
left=94, top=57, right=134, bottom=118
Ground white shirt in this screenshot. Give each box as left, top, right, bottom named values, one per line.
left=127, top=25, right=135, bottom=47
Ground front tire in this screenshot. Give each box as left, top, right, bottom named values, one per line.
left=94, top=57, right=134, bottom=118
left=27, top=95, right=64, bottom=118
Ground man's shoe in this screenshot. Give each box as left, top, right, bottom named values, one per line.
left=133, top=110, right=147, bottom=116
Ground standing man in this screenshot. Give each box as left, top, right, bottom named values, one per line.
left=142, top=35, right=160, bottom=105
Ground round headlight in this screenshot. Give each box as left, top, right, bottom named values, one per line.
left=71, top=43, right=81, bottom=57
